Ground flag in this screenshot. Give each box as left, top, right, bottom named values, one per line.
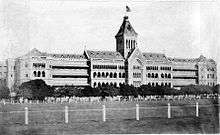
left=126, top=6, right=131, bottom=12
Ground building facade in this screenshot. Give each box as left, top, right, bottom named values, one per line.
left=2, top=16, right=217, bottom=91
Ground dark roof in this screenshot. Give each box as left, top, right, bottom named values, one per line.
left=24, top=48, right=86, bottom=59
left=115, top=16, right=138, bottom=37
left=86, top=50, right=124, bottom=60
left=167, top=57, right=198, bottom=63
left=167, top=55, right=215, bottom=63
left=48, top=53, right=85, bottom=59
left=142, top=52, right=169, bottom=62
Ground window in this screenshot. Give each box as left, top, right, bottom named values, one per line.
left=110, top=72, right=113, bottom=78
left=33, top=71, right=37, bottom=77
left=97, top=72, right=101, bottom=78
left=151, top=73, right=154, bottom=78
left=114, top=82, right=117, bottom=87
left=165, top=73, right=168, bottom=78
left=25, top=74, right=28, bottom=77
left=122, top=73, right=125, bottom=78
left=106, top=72, right=109, bottom=77
left=38, top=71, right=41, bottom=77
left=114, top=73, right=117, bottom=78
left=161, top=73, right=164, bottom=78
left=98, top=82, right=101, bottom=87
left=33, top=63, right=46, bottom=68
left=119, top=73, right=121, bottom=78
left=168, top=74, right=171, bottom=78
left=93, top=72, right=96, bottom=78
left=42, top=71, right=45, bottom=77
left=102, top=72, right=105, bottom=77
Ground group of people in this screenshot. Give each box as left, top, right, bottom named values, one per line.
left=1, top=93, right=218, bottom=104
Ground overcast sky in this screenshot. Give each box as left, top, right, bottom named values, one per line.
left=0, top=0, right=219, bottom=83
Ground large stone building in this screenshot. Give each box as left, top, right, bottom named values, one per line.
left=1, top=16, right=217, bottom=91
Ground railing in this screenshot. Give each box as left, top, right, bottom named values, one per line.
left=1, top=102, right=218, bottom=125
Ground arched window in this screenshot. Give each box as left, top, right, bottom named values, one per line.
left=119, top=73, right=121, bottom=78
left=122, top=73, right=125, bottom=78
left=42, top=71, right=45, bottom=77
left=110, top=82, right=113, bottom=86
left=156, top=83, right=158, bottom=86
left=168, top=73, right=171, bottom=78
left=148, top=73, right=151, bottom=78
left=165, top=73, right=168, bottom=78
left=38, top=71, right=41, bottom=77
left=152, top=83, right=155, bottom=87
left=102, top=82, right=105, bottom=87
left=106, top=72, right=109, bottom=77
left=114, top=73, right=117, bottom=78
left=94, top=82, right=97, bottom=87
left=110, top=72, right=113, bottom=78
left=151, top=73, right=154, bottom=78
left=114, top=82, right=117, bottom=87
left=165, top=83, right=167, bottom=86
left=98, top=82, right=101, bottom=87
left=148, top=83, right=151, bottom=86
left=93, top=72, right=97, bottom=78
left=33, top=71, right=36, bottom=77
left=102, top=72, right=105, bottom=78
left=168, top=83, right=171, bottom=87
left=161, top=83, right=164, bottom=86
left=97, top=72, right=101, bottom=78
left=155, top=73, right=158, bottom=78
left=161, top=73, right=164, bottom=78
left=106, top=82, right=109, bottom=86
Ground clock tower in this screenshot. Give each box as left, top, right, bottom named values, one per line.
left=115, top=16, right=138, bottom=58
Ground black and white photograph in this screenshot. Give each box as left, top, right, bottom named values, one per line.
left=0, top=0, right=219, bottom=134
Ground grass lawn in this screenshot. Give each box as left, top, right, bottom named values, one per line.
left=0, top=99, right=219, bottom=134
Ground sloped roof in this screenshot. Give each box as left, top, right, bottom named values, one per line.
left=85, top=50, right=124, bottom=60
left=167, top=57, right=198, bottom=63
left=168, top=55, right=215, bottom=63
left=115, top=16, right=138, bottom=37
left=142, top=52, right=169, bottom=62
left=22, top=48, right=86, bottom=59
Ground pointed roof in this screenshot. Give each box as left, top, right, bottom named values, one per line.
left=115, top=16, right=138, bottom=37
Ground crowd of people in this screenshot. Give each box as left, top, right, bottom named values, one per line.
left=0, top=93, right=219, bottom=104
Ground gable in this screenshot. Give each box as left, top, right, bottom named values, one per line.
left=127, top=48, right=145, bottom=65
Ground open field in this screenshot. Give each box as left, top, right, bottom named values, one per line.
left=0, top=99, right=219, bottom=134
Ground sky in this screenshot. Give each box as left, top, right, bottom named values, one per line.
left=0, top=0, right=219, bottom=83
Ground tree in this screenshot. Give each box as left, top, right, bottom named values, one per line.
left=120, top=84, right=138, bottom=97
left=0, top=79, right=10, bottom=99
left=99, top=85, right=120, bottom=97
left=18, top=79, right=52, bottom=100
left=212, top=84, right=219, bottom=94
left=181, top=85, right=213, bottom=95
